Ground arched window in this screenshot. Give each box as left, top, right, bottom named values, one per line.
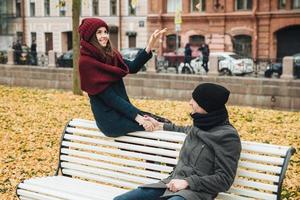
left=189, top=35, right=205, bottom=46
left=166, top=34, right=181, bottom=52
left=233, top=35, right=252, bottom=57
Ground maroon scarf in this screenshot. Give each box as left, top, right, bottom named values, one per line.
left=79, top=40, right=129, bottom=95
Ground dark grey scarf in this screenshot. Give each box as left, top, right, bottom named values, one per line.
left=191, top=107, right=230, bottom=131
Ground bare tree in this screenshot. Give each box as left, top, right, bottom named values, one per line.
left=72, top=0, right=82, bottom=95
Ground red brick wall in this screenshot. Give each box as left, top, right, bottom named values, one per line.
left=147, top=0, right=300, bottom=59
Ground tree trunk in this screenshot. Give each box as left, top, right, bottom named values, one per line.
left=72, top=0, right=82, bottom=95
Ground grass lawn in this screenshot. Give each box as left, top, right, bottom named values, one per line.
left=0, top=85, right=299, bottom=200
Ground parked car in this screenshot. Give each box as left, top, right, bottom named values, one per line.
left=178, top=56, right=205, bottom=74
left=57, top=48, right=149, bottom=69
left=57, top=50, right=73, bottom=68
left=264, top=53, right=300, bottom=78
left=120, top=48, right=146, bottom=71
left=178, top=52, right=254, bottom=75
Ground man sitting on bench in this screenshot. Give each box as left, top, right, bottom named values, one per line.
left=114, top=83, right=242, bottom=200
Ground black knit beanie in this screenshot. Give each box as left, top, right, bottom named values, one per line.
left=192, top=83, right=230, bottom=113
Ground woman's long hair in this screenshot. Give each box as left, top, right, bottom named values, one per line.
left=89, top=31, right=116, bottom=65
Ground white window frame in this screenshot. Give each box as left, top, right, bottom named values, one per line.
left=293, top=0, right=300, bottom=9
left=235, top=0, right=252, bottom=10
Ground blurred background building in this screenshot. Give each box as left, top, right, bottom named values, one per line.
left=1, top=0, right=300, bottom=61
left=0, top=0, right=148, bottom=53
left=0, top=0, right=15, bottom=51
left=148, top=0, right=300, bottom=61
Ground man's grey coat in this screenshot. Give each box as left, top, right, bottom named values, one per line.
left=142, top=123, right=241, bottom=200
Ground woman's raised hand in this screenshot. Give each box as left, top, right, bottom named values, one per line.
left=146, top=28, right=167, bottom=53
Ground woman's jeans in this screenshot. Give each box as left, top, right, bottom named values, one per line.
left=114, top=187, right=185, bottom=200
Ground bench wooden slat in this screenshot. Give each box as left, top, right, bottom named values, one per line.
left=62, top=141, right=178, bottom=165
left=17, top=190, right=62, bottom=200
left=237, top=169, right=279, bottom=182
left=241, top=142, right=289, bottom=156
left=61, top=149, right=174, bottom=172
left=61, top=155, right=168, bottom=180
left=19, top=196, right=40, bottom=200
left=61, top=162, right=158, bottom=184
left=18, top=183, right=93, bottom=200
left=69, top=119, right=186, bottom=142
left=126, top=131, right=186, bottom=142
left=25, top=176, right=127, bottom=196
left=62, top=169, right=139, bottom=189
left=238, top=161, right=282, bottom=173
left=21, top=178, right=121, bottom=200
left=69, top=120, right=98, bottom=130
left=66, top=127, right=182, bottom=150
left=242, top=140, right=290, bottom=151
left=233, top=178, right=278, bottom=192
left=66, top=127, right=104, bottom=136
left=114, top=136, right=182, bottom=150
left=240, top=152, right=284, bottom=165
left=228, top=187, right=277, bottom=200
left=64, top=134, right=179, bottom=157
left=217, top=192, right=255, bottom=200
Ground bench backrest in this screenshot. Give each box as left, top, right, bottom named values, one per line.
left=56, top=119, right=295, bottom=200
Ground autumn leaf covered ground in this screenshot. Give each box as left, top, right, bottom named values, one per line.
left=0, top=85, right=299, bottom=200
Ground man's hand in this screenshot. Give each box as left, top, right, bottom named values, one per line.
left=166, top=179, right=189, bottom=193
left=144, top=115, right=163, bottom=131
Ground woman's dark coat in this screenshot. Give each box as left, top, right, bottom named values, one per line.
left=88, top=49, right=152, bottom=137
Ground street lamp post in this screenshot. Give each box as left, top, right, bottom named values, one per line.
left=174, top=7, right=181, bottom=73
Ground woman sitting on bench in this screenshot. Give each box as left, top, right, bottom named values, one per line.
left=78, top=18, right=169, bottom=137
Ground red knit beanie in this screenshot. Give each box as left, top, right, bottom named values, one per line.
left=78, top=18, right=109, bottom=41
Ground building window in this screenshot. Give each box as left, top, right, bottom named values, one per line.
left=128, top=0, right=136, bottom=15
left=30, top=1, right=35, bottom=17
left=166, top=34, right=181, bottom=52
left=128, top=35, right=136, bottom=47
left=17, top=31, right=23, bottom=44
left=110, top=0, right=117, bottom=16
left=16, top=0, right=21, bottom=17
left=167, top=0, right=182, bottom=13
left=189, top=35, right=205, bottom=46
left=44, top=0, right=50, bottom=16
left=278, top=0, right=286, bottom=9
left=31, top=32, right=36, bottom=43
left=293, top=0, right=300, bottom=9
left=191, top=0, right=206, bottom=12
left=236, top=0, right=252, bottom=10
left=92, top=0, right=99, bottom=16
left=45, top=32, right=53, bottom=53
left=233, top=35, right=252, bottom=57
left=59, top=0, right=66, bottom=16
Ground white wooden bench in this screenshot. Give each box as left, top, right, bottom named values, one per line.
left=17, top=118, right=296, bottom=200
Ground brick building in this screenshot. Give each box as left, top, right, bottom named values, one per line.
left=147, top=0, right=300, bottom=61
